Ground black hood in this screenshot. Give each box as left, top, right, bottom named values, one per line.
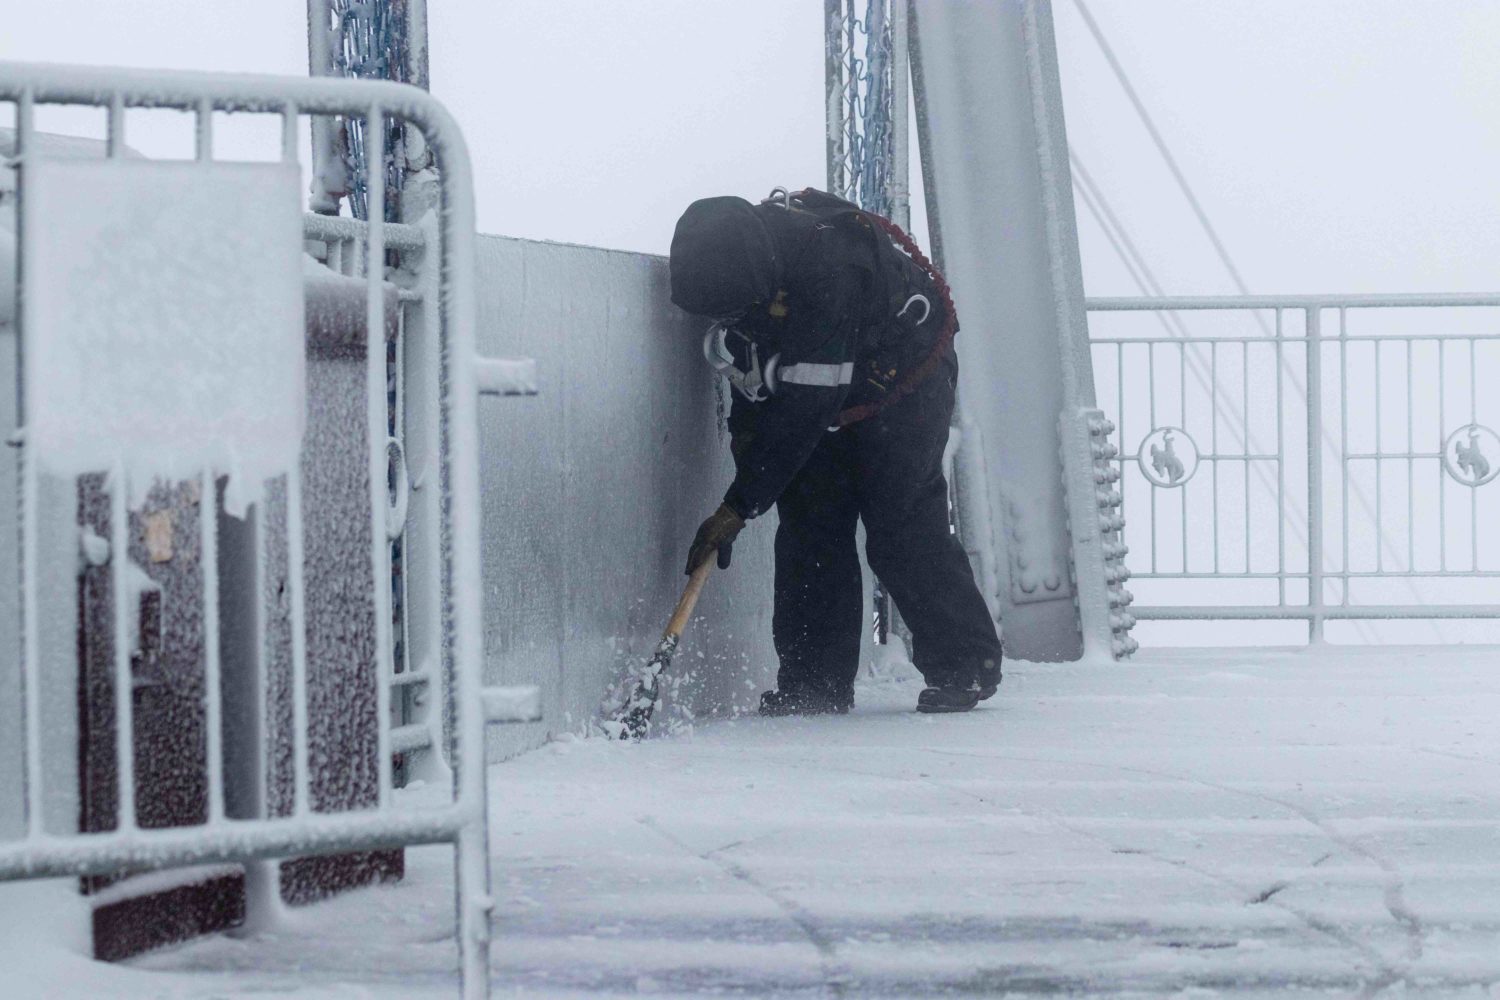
left=669, top=196, right=779, bottom=318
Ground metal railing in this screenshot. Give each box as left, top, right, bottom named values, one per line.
left=0, top=62, right=534, bottom=998
left=1087, top=293, right=1500, bottom=641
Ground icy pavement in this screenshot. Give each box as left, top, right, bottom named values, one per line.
left=16, top=647, right=1500, bottom=997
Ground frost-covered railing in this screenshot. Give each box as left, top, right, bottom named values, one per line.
left=1087, top=293, right=1500, bottom=642
left=0, top=62, right=530, bottom=998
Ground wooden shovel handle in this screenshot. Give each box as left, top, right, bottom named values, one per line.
left=665, top=558, right=714, bottom=639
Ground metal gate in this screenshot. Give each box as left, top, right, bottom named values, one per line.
left=0, top=62, right=533, bottom=998
left=1087, top=293, right=1500, bottom=641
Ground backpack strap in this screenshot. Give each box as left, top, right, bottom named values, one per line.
left=756, top=188, right=961, bottom=428
left=833, top=210, right=960, bottom=428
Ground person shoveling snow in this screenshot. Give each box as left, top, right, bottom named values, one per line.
left=669, top=187, right=1002, bottom=717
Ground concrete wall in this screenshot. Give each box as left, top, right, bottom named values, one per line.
left=474, top=236, right=778, bottom=759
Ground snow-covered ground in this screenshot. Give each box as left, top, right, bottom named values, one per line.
left=12, top=647, right=1500, bottom=997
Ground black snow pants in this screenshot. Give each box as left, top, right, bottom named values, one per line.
left=771, top=353, right=1003, bottom=702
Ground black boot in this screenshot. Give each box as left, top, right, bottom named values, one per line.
left=916, top=685, right=983, bottom=714
left=759, top=687, right=852, bottom=717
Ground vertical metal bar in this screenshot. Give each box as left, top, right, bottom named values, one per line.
left=1439, top=338, right=1447, bottom=571
left=19, top=441, right=43, bottom=836
left=199, top=470, right=224, bottom=821
left=1339, top=309, right=1349, bottom=604
left=110, top=464, right=137, bottom=830
left=455, top=820, right=491, bottom=1000
left=1149, top=341, right=1157, bottom=573
left=407, top=0, right=432, bottom=91
left=1276, top=310, right=1286, bottom=604
left=195, top=97, right=212, bottom=162
left=1211, top=340, right=1219, bottom=572
left=1470, top=337, right=1478, bottom=422
left=241, top=503, right=279, bottom=930
left=1375, top=332, right=1383, bottom=572
left=15, top=87, right=47, bottom=837
left=1116, top=341, right=1124, bottom=536
left=281, top=102, right=298, bottom=162
left=1471, top=337, right=1479, bottom=570
left=824, top=0, right=845, bottom=196
left=286, top=470, right=312, bottom=815
left=889, top=0, right=911, bottom=230
left=1180, top=342, right=1188, bottom=572
left=392, top=302, right=410, bottom=686
left=1243, top=339, right=1251, bottom=573
left=14, top=89, right=32, bottom=421
left=306, top=0, right=342, bottom=214
left=106, top=93, right=125, bottom=158
left=421, top=103, right=494, bottom=1000
left=1306, top=308, right=1325, bottom=642
left=366, top=103, right=394, bottom=808
left=1407, top=338, right=1414, bottom=572
left=845, top=4, right=857, bottom=201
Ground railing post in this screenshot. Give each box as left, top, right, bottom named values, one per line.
left=1306, top=307, right=1325, bottom=643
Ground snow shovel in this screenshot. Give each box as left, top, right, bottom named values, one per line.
left=602, top=558, right=715, bottom=740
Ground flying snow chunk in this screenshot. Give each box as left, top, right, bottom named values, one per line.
left=21, top=159, right=305, bottom=509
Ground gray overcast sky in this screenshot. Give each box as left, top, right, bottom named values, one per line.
left=3, top=1, right=1498, bottom=296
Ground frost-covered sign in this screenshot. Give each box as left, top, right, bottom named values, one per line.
left=21, top=159, right=305, bottom=509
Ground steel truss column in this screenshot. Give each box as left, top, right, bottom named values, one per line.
left=307, top=0, right=426, bottom=221
left=823, top=0, right=909, bottom=218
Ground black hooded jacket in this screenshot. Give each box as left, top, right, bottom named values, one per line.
left=671, top=195, right=896, bottom=519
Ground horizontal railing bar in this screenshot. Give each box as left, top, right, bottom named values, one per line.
left=0, top=61, right=452, bottom=118
left=390, top=723, right=433, bottom=755
left=1196, top=453, right=1282, bottom=462
left=1087, top=293, right=1500, bottom=311
left=0, top=805, right=475, bottom=880
left=390, top=670, right=432, bottom=688
left=302, top=213, right=425, bottom=250
left=1336, top=333, right=1500, bottom=342
left=1110, top=455, right=1283, bottom=462
left=1091, top=335, right=1290, bottom=344
left=1092, top=335, right=1294, bottom=344
left=1345, top=452, right=1443, bottom=461
left=1339, top=570, right=1500, bottom=578
left=1133, top=572, right=1296, bottom=579
left=1136, top=570, right=1500, bottom=579
left=1135, top=605, right=1500, bottom=621
left=1090, top=332, right=1500, bottom=345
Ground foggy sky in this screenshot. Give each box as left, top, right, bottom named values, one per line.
left=3, top=1, right=1498, bottom=297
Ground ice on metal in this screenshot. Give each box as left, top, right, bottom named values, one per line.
left=20, top=159, right=306, bottom=514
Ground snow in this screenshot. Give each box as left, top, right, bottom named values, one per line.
left=20, top=158, right=305, bottom=514
left=12, top=646, right=1500, bottom=997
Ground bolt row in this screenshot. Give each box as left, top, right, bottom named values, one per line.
left=1090, top=414, right=1136, bottom=659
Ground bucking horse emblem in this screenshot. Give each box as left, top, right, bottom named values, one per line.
left=1150, top=430, right=1186, bottom=485
left=1455, top=427, right=1491, bottom=484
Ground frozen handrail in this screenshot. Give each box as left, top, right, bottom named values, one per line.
left=1087, top=292, right=1500, bottom=643
left=0, top=60, right=498, bottom=999
left=1088, top=293, right=1500, bottom=311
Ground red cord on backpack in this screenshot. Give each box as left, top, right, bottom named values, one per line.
left=833, top=211, right=960, bottom=428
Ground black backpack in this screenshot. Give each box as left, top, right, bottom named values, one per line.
left=754, top=187, right=958, bottom=426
